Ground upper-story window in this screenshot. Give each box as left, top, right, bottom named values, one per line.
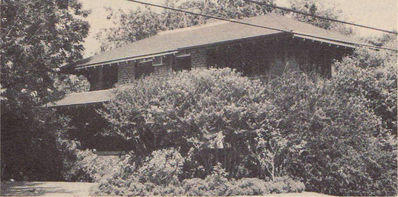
left=103, top=66, right=118, bottom=89
left=87, top=66, right=118, bottom=91
left=173, top=53, right=191, bottom=71
left=152, top=56, right=163, bottom=67
left=135, top=60, right=154, bottom=79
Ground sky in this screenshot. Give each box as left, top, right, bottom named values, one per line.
left=79, top=0, right=398, bottom=57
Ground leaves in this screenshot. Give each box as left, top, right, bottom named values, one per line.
left=1, top=0, right=89, bottom=108
left=1, top=0, right=89, bottom=180
left=288, top=0, right=353, bottom=35
left=99, top=68, right=289, bottom=179
left=262, top=45, right=397, bottom=195
left=97, top=49, right=396, bottom=195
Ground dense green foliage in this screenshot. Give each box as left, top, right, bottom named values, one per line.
left=265, top=72, right=396, bottom=195
left=288, top=0, right=352, bottom=34
left=261, top=41, right=397, bottom=195
left=97, top=148, right=305, bottom=196
left=1, top=0, right=89, bottom=180
left=333, top=45, right=397, bottom=133
left=58, top=138, right=122, bottom=182
left=97, top=41, right=397, bottom=196
left=99, top=68, right=295, bottom=180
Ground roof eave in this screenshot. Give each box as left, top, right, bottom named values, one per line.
left=73, top=32, right=292, bottom=70
left=74, top=50, right=179, bottom=70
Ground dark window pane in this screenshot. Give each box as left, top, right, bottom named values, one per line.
left=174, top=55, right=191, bottom=71
left=135, top=61, right=154, bottom=79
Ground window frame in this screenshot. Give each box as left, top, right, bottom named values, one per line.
left=152, top=56, right=163, bottom=67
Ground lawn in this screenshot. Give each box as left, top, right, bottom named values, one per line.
left=0, top=181, right=98, bottom=196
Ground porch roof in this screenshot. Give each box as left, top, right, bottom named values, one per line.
left=46, top=89, right=115, bottom=107
left=68, top=13, right=361, bottom=69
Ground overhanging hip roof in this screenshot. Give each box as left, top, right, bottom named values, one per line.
left=68, top=13, right=361, bottom=69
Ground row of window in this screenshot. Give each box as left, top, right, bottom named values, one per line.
left=88, top=54, right=193, bottom=91
left=136, top=54, right=192, bottom=78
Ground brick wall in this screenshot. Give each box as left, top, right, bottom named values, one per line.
left=118, top=61, right=136, bottom=84
left=191, top=48, right=207, bottom=68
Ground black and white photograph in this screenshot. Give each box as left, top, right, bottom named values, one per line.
left=1, top=0, right=397, bottom=196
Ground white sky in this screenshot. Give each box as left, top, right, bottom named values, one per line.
left=79, top=0, right=398, bottom=57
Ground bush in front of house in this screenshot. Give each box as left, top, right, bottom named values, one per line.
left=97, top=148, right=305, bottom=196
left=96, top=148, right=185, bottom=195
left=262, top=67, right=396, bottom=196
left=181, top=169, right=305, bottom=196
left=99, top=68, right=297, bottom=180
left=332, top=46, right=397, bottom=134
left=58, top=138, right=123, bottom=182
left=96, top=68, right=304, bottom=195
left=327, top=45, right=397, bottom=195
left=97, top=63, right=396, bottom=196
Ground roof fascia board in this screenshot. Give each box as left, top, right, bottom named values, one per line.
left=293, top=34, right=357, bottom=49
left=74, top=32, right=291, bottom=70
left=293, top=35, right=355, bottom=49
left=47, top=101, right=108, bottom=108
left=75, top=50, right=179, bottom=70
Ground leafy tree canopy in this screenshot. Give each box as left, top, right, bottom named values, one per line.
left=1, top=0, right=90, bottom=180
left=288, top=0, right=353, bottom=35
left=1, top=0, right=90, bottom=109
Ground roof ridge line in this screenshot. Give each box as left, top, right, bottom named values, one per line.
left=158, top=20, right=229, bottom=35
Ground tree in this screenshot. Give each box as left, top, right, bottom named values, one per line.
left=263, top=70, right=396, bottom=195
left=332, top=35, right=397, bottom=134
left=1, top=0, right=89, bottom=180
left=96, top=6, right=162, bottom=51
left=288, top=0, right=353, bottom=35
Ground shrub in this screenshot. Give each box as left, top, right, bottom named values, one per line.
left=321, top=40, right=397, bottom=195
left=182, top=173, right=304, bottom=196
left=98, top=65, right=396, bottom=196
left=326, top=45, right=397, bottom=195
left=182, top=163, right=231, bottom=196
left=136, top=148, right=185, bottom=186
left=99, top=68, right=295, bottom=179
left=98, top=157, right=304, bottom=196
left=227, top=177, right=305, bottom=195
left=263, top=71, right=397, bottom=196
left=58, top=138, right=123, bottom=182
left=332, top=46, right=397, bottom=133
left=97, top=148, right=185, bottom=195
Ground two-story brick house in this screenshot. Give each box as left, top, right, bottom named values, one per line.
left=49, top=13, right=362, bottom=151
left=53, top=13, right=360, bottom=108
